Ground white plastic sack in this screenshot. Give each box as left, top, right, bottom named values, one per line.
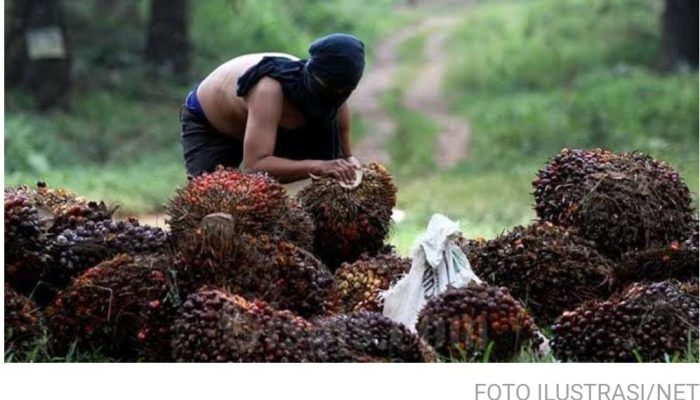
left=381, top=214, right=481, bottom=331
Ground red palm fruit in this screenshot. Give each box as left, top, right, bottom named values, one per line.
left=165, top=167, right=288, bottom=243
left=171, top=287, right=314, bottom=362
left=461, top=222, right=615, bottom=325
left=551, top=280, right=699, bottom=362
left=177, top=215, right=335, bottom=318
left=46, top=254, right=179, bottom=361
left=310, top=311, right=438, bottom=362
left=334, top=251, right=410, bottom=313
left=5, top=284, right=45, bottom=357
left=298, top=162, right=397, bottom=270
left=416, top=284, right=541, bottom=362
left=533, top=149, right=695, bottom=258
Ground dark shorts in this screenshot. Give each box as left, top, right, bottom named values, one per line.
left=180, top=106, right=343, bottom=179
left=180, top=106, right=242, bottom=178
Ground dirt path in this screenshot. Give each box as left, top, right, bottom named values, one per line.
left=402, top=15, right=470, bottom=168
left=349, top=25, right=420, bottom=165
left=351, top=11, right=470, bottom=168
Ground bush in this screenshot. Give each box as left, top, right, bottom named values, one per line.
left=447, top=0, right=661, bottom=95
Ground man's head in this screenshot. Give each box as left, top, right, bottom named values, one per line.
left=304, top=33, right=365, bottom=105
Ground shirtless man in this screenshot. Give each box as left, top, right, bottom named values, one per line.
left=180, top=33, right=365, bottom=183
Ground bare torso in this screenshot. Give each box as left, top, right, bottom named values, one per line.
left=196, top=52, right=307, bottom=139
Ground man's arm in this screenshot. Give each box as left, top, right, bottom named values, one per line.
left=241, top=78, right=356, bottom=183
left=338, top=102, right=361, bottom=168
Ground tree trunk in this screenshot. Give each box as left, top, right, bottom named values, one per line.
left=659, top=0, right=698, bottom=71
left=144, top=0, right=190, bottom=82
left=5, top=0, right=71, bottom=109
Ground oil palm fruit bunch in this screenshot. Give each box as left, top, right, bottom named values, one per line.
left=334, top=251, right=410, bottom=313
left=298, top=162, right=397, bottom=270
left=463, top=222, right=615, bottom=325
left=47, top=218, right=170, bottom=288
left=177, top=215, right=334, bottom=318
left=4, top=187, right=52, bottom=297
left=165, top=166, right=288, bottom=243
left=46, top=254, right=179, bottom=361
left=5, top=285, right=45, bottom=357
left=273, top=198, right=315, bottom=252
left=551, top=280, right=699, bottom=362
left=34, top=181, right=114, bottom=233
left=171, top=287, right=314, bottom=362
left=533, top=149, right=695, bottom=258
left=310, top=311, right=438, bottom=362
left=416, top=284, right=541, bottom=362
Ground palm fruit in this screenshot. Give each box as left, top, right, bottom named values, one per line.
left=5, top=285, right=45, bottom=357
left=461, top=222, right=615, bottom=325
left=177, top=215, right=334, bottom=318
left=165, top=166, right=288, bottom=243
left=46, top=254, right=179, bottom=361
left=4, top=187, right=52, bottom=297
left=533, top=149, right=695, bottom=258
left=334, top=252, right=410, bottom=313
left=298, top=162, right=397, bottom=270
left=533, top=148, right=617, bottom=222
left=551, top=281, right=699, bottom=362
left=310, top=311, right=438, bottom=362
left=618, top=238, right=698, bottom=285
left=34, top=181, right=114, bottom=233
left=416, top=284, right=541, bottom=362
left=273, top=198, right=315, bottom=252
left=47, top=218, right=170, bottom=289
left=171, top=287, right=313, bottom=362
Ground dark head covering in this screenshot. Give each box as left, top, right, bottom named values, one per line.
left=237, top=33, right=365, bottom=123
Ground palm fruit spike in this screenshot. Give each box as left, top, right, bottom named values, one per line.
left=298, top=162, right=397, bottom=270
left=46, top=254, right=179, bottom=361
left=5, top=284, right=45, bottom=358
left=551, top=281, right=699, bottom=362
left=334, top=251, right=410, bottom=313
left=273, top=197, right=315, bottom=252
left=416, top=284, right=542, bottom=362
left=4, top=187, right=52, bottom=299
left=177, top=214, right=335, bottom=318
left=533, top=149, right=695, bottom=258
left=461, top=222, right=615, bottom=325
left=33, top=181, right=115, bottom=233
left=310, top=311, right=438, bottom=362
left=165, top=166, right=288, bottom=243
left=171, top=287, right=314, bottom=362
left=47, top=218, right=170, bottom=289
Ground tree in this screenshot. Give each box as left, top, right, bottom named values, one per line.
left=144, top=0, right=190, bottom=82
left=659, top=0, right=698, bottom=71
left=5, top=0, right=71, bottom=109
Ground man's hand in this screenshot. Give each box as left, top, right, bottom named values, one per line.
left=346, top=156, right=361, bottom=169
left=311, top=159, right=357, bottom=184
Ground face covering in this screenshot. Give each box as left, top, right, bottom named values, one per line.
left=237, top=33, right=365, bottom=123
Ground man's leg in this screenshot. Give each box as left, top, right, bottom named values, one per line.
left=180, top=106, right=244, bottom=179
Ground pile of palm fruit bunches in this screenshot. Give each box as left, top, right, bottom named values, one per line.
left=4, top=150, right=698, bottom=362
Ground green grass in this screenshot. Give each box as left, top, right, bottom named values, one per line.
left=5, top=150, right=186, bottom=215
left=389, top=166, right=534, bottom=254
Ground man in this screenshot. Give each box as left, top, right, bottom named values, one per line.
left=180, top=33, right=364, bottom=184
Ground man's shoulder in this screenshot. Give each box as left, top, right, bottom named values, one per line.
left=247, top=76, right=283, bottom=97
left=244, top=76, right=284, bottom=105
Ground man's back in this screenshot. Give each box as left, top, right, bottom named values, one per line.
left=196, top=52, right=305, bottom=139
